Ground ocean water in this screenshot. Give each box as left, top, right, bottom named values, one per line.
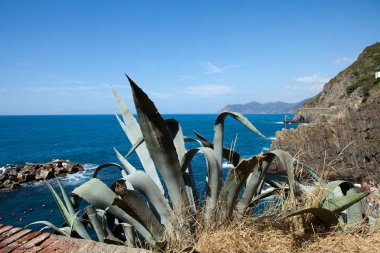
left=0, top=114, right=296, bottom=228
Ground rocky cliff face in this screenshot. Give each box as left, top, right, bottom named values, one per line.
left=293, top=43, right=380, bottom=123
left=271, top=43, right=380, bottom=180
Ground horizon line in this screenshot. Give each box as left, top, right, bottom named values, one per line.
left=0, top=112, right=295, bottom=116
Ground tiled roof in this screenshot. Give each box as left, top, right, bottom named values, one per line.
left=0, top=224, right=149, bottom=253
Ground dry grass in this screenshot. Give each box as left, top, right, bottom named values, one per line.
left=195, top=217, right=380, bottom=253
left=159, top=159, right=380, bottom=253
left=160, top=177, right=380, bottom=253
left=159, top=207, right=380, bottom=253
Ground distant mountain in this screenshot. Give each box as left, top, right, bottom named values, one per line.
left=220, top=99, right=308, bottom=114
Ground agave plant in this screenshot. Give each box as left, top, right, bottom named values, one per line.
left=29, top=76, right=370, bottom=250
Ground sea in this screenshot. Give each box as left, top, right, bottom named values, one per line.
left=0, top=114, right=296, bottom=229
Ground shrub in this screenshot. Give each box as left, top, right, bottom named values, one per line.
left=346, top=76, right=377, bottom=95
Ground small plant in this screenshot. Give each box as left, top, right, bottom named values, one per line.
left=29, top=76, right=370, bottom=251
left=346, top=76, right=378, bottom=95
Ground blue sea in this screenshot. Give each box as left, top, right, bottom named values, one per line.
left=0, top=114, right=296, bottom=229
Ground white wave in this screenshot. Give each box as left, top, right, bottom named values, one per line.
left=22, top=163, right=98, bottom=188
left=60, top=164, right=97, bottom=186
left=0, top=166, right=11, bottom=174
left=274, top=121, right=284, bottom=124
left=268, top=136, right=276, bottom=140
left=222, top=162, right=234, bottom=169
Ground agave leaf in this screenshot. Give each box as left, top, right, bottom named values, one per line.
left=268, top=150, right=296, bottom=205
left=184, top=136, right=203, bottom=146
left=180, top=147, right=220, bottom=222
left=55, top=179, right=92, bottom=240
left=166, top=118, right=199, bottom=213
left=193, top=130, right=212, bottom=147
left=213, top=112, right=265, bottom=170
left=120, top=223, right=135, bottom=247
left=112, top=198, right=164, bottom=243
left=85, top=205, right=106, bottom=242
left=237, top=153, right=276, bottom=213
left=265, top=179, right=285, bottom=189
left=114, top=149, right=137, bottom=174
left=113, top=87, right=163, bottom=193
left=110, top=179, right=134, bottom=193
left=222, top=148, right=244, bottom=167
left=71, top=178, right=156, bottom=245
left=96, top=209, right=125, bottom=245
left=280, top=207, right=339, bottom=229
left=282, top=207, right=340, bottom=228
left=121, top=171, right=172, bottom=230
left=247, top=187, right=282, bottom=208
left=321, top=180, right=351, bottom=200
left=346, top=188, right=364, bottom=228
left=322, top=191, right=369, bottom=215
left=55, top=178, right=76, bottom=216
left=293, top=159, right=321, bottom=182
left=114, top=182, right=164, bottom=241
left=236, top=163, right=260, bottom=213
left=45, top=179, right=71, bottom=223
left=294, top=181, right=310, bottom=195
left=219, top=156, right=259, bottom=218
left=26, top=221, right=70, bottom=237
left=128, top=76, right=189, bottom=215
left=194, top=130, right=243, bottom=166
left=124, top=137, right=144, bottom=159
left=45, top=180, right=91, bottom=239
left=93, top=163, right=125, bottom=178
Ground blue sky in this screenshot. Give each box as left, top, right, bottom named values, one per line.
left=0, top=0, right=379, bottom=114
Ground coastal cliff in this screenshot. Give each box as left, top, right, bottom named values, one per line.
left=271, top=43, right=380, bottom=180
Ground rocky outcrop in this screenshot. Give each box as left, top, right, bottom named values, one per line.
left=272, top=94, right=380, bottom=180
left=0, top=160, right=84, bottom=190
left=293, top=43, right=380, bottom=123
left=271, top=43, right=380, bottom=181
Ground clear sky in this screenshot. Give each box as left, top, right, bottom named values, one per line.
left=0, top=0, right=379, bottom=114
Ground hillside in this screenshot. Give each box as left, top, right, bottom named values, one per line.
left=293, top=42, right=380, bottom=122
left=272, top=42, right=380, bottom=180
left=220, top=99, right=308, bottom=114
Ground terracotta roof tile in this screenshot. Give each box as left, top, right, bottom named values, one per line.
left=0, top=224, right=150, bottom=253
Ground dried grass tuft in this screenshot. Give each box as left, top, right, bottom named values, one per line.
left=161, top=157, right=379, bottom=252
left=195, top=216, right=380, bottom=253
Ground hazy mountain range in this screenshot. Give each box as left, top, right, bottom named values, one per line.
left=220, top=99, right=309, bottom=114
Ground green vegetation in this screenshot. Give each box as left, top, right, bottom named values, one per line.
left=346, top=76, right=380, bottom=95
left=305, top=43, right=380, bottom=107
left=349, top=43, right=380, bottom=78
left=305, top=92, right=321, bottom=107
left=30, top=77, right=370, bottom=251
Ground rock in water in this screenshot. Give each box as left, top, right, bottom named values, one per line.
left=0, top=160, right=85, bottom=190
left=39, top=170, right=54, bottom=180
